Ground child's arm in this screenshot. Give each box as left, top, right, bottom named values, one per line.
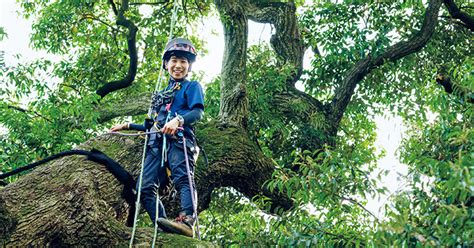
left=181, top=107, right=203, bottom=125
left=110, top=121, right=146, bottom=132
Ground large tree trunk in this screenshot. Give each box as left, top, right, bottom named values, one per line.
left=0, top=121, right=289, bottom=246
left=0, top=134, right=216, bottom=246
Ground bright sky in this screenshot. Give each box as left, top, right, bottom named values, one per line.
left=0, top=1, right=407, bottom=216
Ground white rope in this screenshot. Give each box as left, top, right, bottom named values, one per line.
left=130, top=0, right=180, bottom=247
left=181, top=134, right=201, bottom=240
left=108, top=130, right=161, bottom=136
left=153, top=0, right=180, bottom=95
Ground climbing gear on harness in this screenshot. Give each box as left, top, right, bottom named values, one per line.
left=151, top=82, right=181, bottom=111
left=159, top=87, right=179, bottom=165
left=130, top=0, right=180, bottom=247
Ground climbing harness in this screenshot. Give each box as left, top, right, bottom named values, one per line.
left=177, top=128, right=201, bottom=240
left=129, top=0, right=180, bottom=247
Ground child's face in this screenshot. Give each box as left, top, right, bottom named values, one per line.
left=165, top=56, right=190, bottom=80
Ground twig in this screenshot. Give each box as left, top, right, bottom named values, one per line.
left=79, top=14, right=125, bottom=34
left=340, top=196, right=380, bottom=223
left=6, top=105, right=52, bottom=122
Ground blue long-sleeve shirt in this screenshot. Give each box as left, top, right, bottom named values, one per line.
left=129, top=78, right=204, bottom=138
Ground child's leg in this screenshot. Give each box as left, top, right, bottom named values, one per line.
left=137, top=146, right=167, bottom=222
left=168, top=140, right=196, bottom=216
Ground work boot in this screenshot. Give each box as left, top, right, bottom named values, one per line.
left=157, top=212, right=194, bottom=237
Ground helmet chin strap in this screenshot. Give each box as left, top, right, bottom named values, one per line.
left=170, top=76, right=187, bottom=82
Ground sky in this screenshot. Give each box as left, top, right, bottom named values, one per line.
left=0, top=1, right=408, bottom=216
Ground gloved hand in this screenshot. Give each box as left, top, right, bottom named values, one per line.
left=161, top=117, right=181, bottom=135
left=110, top=123, right=129, bottom=132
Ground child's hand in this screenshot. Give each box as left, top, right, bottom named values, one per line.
left=161, top=118, right=180, bottom=135
left=110, top=123, right=129, bottom=132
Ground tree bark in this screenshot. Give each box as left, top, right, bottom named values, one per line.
left=443, top=0, right=474, bottom=31
left=215, top=0, right=249, bottom=129
left=0, top=121, right=290, bottom=246
left=330, top=0, right=442, bottom=124
left=0, top=134, right=215, bottom=247
left=247, top=1, right=334, bottom=151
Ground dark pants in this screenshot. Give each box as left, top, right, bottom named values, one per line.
left=137, top=135, right=197, bottom=223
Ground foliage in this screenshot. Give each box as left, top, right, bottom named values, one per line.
left=373, top=60, right=473, bottom=246
left=200, top=1, right=472, bottom=246
left=0, top=27, right=7, bottom=41
left=0, top=0, right=210, bottom=181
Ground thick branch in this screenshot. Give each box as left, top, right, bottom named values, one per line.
left=246, top=1, right=324, bottom=117
left=215, top=0, right=249, bottom=128
left=247, top=1, right=331, bottom=149
left=196, top=122, right=292, bottom=212
left=271, top=88, right=336, bottom=151
left=247, top=1, right=305, bottom=86
left=96, top=0, right=138, bottom=98
left=444, top=0, right=474, bottom=31
left=330, top=0, right=442, bottom=124
left=96, top=92, right=150, bottom=123
left=272, top=88, right=326, bottom=123
left=0, top=134, right=215, bottom=246
left=108, top=0, right=118, bottom=16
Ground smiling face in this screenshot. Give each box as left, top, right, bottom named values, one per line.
left=165, top=55, right=190, bottom=80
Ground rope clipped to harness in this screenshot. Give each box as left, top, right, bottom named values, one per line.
left=177, top=128, right=201, bottom=240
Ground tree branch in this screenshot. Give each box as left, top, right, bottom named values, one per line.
left=247, top=1, right=305, bottom=87
left=443, top=0, right=474, bottom=31
left=128, top=0, right=169, bottom=5
left=79, top=14, right=124, bottom=34
left=340, top=196, right=380, bottom=223
left=96, top=92, right=150, bottom=123
left=6, top=105, right=52, bottom=122
left=215, top=0, right=249, bottom=129
left=96, top=0, right=139, bottom=98
left=330, top=0, right=443, bottom=124
left=247, top=1, right=332, bottom=151
left=436, top=73, right=474, bottom=103
left=109, top=0, right=118, bottom=15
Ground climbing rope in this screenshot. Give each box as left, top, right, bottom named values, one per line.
left=129, top=0, right=180, bottom=247
left=178, top=129, right=201, bottom=240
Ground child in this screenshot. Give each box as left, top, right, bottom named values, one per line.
left=110, top=38, right=204, bottom=237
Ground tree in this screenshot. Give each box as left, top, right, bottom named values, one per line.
left=1, top=0, right=472, bottom=246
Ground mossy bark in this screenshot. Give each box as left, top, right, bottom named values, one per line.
left=0, top=121, right=288, bottom=246
left=0, top=134, right=215, bottom=247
